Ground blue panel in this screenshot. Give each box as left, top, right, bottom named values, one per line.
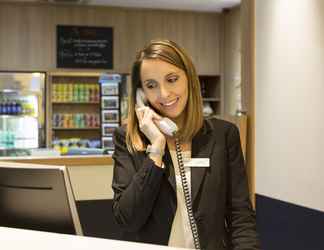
left=256, top=194, right=324, bottom=250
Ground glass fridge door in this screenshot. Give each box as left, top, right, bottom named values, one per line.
left=0, top=72, right=46, bottom=150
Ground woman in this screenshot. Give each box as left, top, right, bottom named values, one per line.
left=112, top=39, right=260, bottom=250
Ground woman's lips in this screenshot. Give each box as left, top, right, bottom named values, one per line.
left=160, top=97, right=179, bottom=109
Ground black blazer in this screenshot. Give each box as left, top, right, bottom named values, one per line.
left=112, top=118, right=260, bottom=250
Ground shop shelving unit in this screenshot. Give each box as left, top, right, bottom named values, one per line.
left=48, top=72, right=102, bottom=149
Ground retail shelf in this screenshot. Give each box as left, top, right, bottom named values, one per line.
left=52, top=101, right=100, bottom=104
left=202, top=97, right=221, bottom=102
left=52, top=127, right=100, bottom=130
left=0, top=114, right=37, bottom=118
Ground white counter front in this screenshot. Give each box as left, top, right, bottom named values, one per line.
left=1, top=226, right=188, bottom=250
left=0, top=155, right=114, bottom=201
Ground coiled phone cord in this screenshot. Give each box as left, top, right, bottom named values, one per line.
left=174, top=137, right=201, bottom=250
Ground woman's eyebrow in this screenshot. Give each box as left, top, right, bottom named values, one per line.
left=143, top=79, right=158, bottom=84
left=165, top=71, right=180, bottom=78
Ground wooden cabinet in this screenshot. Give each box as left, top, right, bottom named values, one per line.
left=199, top=75, right=223, bottom=117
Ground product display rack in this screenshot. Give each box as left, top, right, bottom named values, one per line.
left=49, top=72, right=102, bottom=153
left=99, top=73, right=123, bottom=153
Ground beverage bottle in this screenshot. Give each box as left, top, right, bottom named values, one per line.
left=52, top=84, right=56, bottom=102
left=80, top=113, right=85, bottom=128
left=89, top=84, right=93, bottom=102
left=77, top=113, right=82, bottom=128
left=24, top=102, right=33, bottom=115
left=7, top=101, right=13, bottom=115
left=12, top=101, right=17, bottom=115
left=58, top=113, right=64, bottom=128
left=16, top=101, right=22, bottom=115
left=59, top=84, right=63, bottom=102
left=57, top=84, right=62, bottom=102
left=68, top=84, right=73, bottom=102
left=67, top=114, right=72, bottom=128
left=79, top=84, right=84, bottom=102
left=72, top=84, right=77, bottom=102
left=9, top=132, right=15, bottom=148
left=3, top=101, right=8, bottom=115
left=62, top=84, right=67, bottom=102
left=4, top=131, right=10, bottom=148
left=76, top=84, right=80, bottom=102
left=85, top=84, right=90, bottom=102
left=21, top=100, right=26, bottom=115
left=0, top=130, right=3, bottom=148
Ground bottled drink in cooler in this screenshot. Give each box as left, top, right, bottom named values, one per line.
left=2, top=101, right=8, bottom=114
left=0, top=131, right=3, bottom=148
left=7, top=101, right=13, bottom=115
left=11, top=101, right=17, bottom=115
left=16, top=101, right=22, bottom=114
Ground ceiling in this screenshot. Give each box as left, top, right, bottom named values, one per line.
left=11, top=0, right=241, bottom=12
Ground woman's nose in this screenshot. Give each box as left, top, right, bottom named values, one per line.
left=159, top=84, right=170, bottom=99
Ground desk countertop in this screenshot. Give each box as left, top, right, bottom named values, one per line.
left=0, top=155, right=113, bottom=166
left=1, top=227, right=188, bottom=250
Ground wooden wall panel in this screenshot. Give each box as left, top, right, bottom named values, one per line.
left=0, top=3, right=221, bottom=75
left=0, top=4, right=53, bottom=70
left=241, top=0, right=255, bottom=207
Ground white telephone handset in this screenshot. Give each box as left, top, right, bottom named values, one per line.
left=136, top=89, right=178, bottom=136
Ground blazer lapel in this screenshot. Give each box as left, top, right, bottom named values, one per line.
left=163, top=119, right=214, bottom=204
left=163, top=143, right=177, bottom=194
left=191, top=119, right=214, bottom=205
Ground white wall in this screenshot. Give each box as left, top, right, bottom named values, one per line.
left=256, top=0, right=324, bottom=212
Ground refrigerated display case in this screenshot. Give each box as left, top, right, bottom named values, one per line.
left=0, top=72, right=46, bottom=153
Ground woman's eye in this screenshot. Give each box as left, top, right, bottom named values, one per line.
left=168, top=76, right=179, bottom=83
left=146, top=82, right=157, bottom=89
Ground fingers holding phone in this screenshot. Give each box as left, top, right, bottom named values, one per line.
left=135, top=106, right=166, bottom=146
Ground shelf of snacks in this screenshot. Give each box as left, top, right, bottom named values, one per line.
left=49, top=73, right=102, bottom=149
left=52, top=137, right=101, bottom=155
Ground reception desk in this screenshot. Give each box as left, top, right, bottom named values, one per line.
left=0, top=155, right=123, bottom=239
left=1, top=226, right=188, bottom=250
left=0, top=115, right=249, bottom=239
left=0, top=155, right=114, bottom=201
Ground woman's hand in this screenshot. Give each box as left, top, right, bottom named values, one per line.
left=135, top=106, right=166, bottom=148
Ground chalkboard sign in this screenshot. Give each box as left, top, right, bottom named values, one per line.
left=57, top=25, right=113, bottom=69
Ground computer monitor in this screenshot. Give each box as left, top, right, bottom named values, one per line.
left=0, top=161, right=83, bottom=235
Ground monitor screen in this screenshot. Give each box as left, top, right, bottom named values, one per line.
left=0, top=161, right=83, bottom=235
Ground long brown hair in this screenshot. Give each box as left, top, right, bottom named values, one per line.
left=126, top=39, right=204, bottom=153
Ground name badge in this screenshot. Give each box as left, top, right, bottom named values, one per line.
left=184, top=158, right=210, bottom=167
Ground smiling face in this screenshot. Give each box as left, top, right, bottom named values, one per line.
left=140, top=59, right=189, bottom=122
